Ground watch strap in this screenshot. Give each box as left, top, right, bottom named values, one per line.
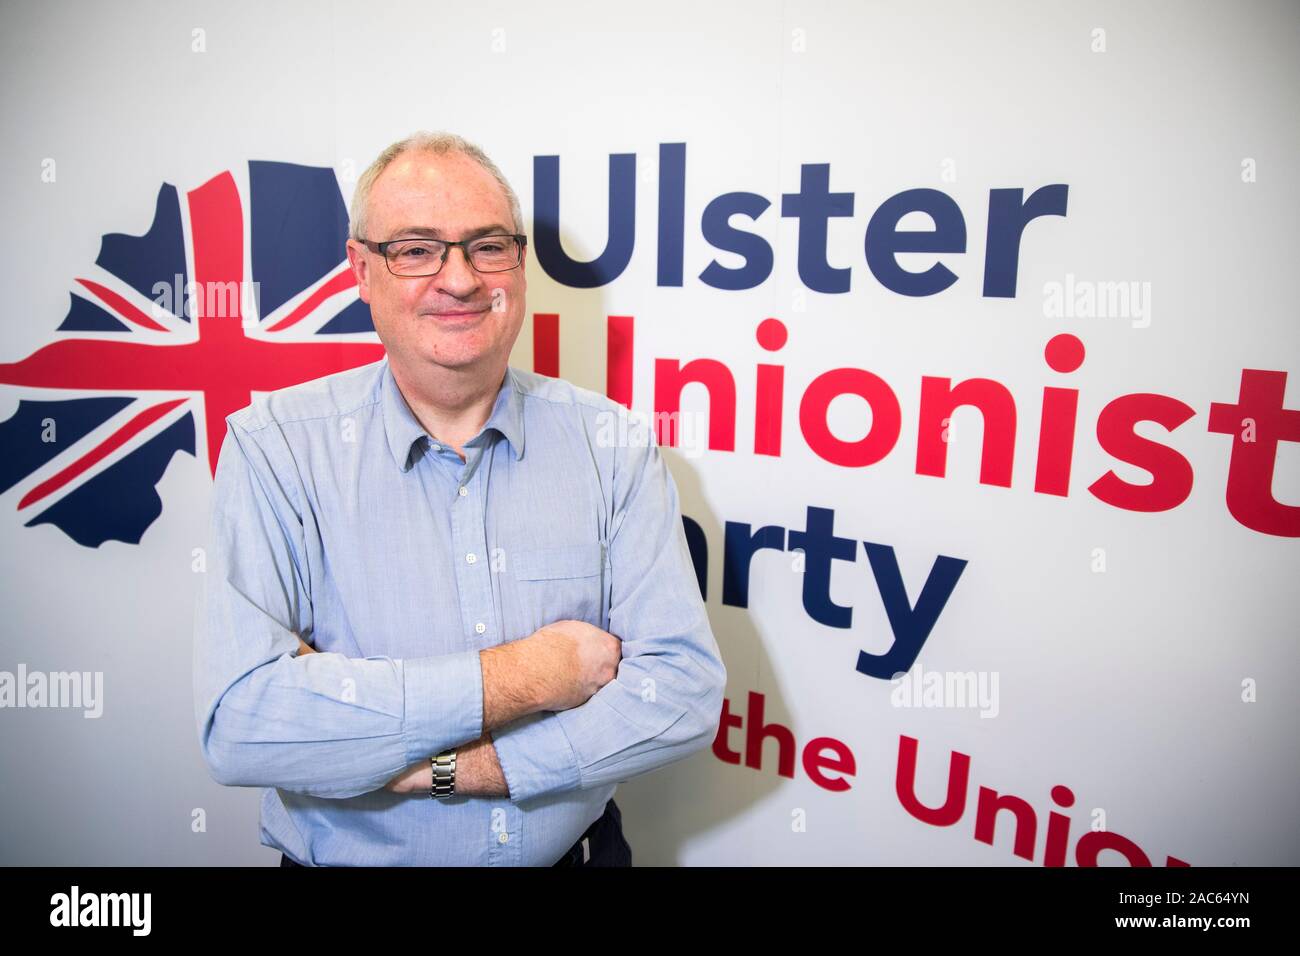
left=430, top=750, right=456, bottom=799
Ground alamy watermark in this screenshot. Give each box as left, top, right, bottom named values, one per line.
left=594, top=406, right=709, bottom=459
left=50, top=886, right=150, bottom=935
left=0, top=664, right=103, bottom=718
left=1043, top=273, right=1151, bottom=328
left=890, top=664, right=999, bottom=718
left=151, top=274, right=262, bottom=325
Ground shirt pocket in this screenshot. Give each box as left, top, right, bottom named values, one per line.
left=509, top=542, right=607, bottom=632
left=512, top=543, right=604, bottom=580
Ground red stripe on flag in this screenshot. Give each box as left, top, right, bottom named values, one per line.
left=76, top=278, right=170, bottom=332
left=265, top=267, right=357, bottom=332
left=187, top=172, right=244, bottom=324
left=17, top=398, right=188, bottom=509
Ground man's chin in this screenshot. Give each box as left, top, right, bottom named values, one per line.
left=409, top=342, right=491, bottom=373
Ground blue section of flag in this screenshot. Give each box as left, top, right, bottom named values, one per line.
left=250, top=161, right=353, bottom=318
left=24, top=413, right=196, bottom=547
left=57, top=293, right=131, bottom=333
left=0, top=396, right=135, bottom=495
left=319, top=298, right=375, bottom=334
left=95, top=183, right=189, bottom=321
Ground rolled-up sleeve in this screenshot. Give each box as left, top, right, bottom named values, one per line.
left=193, top=414, right=484, bottom=799
left=491, top=413, right=727, bottom=804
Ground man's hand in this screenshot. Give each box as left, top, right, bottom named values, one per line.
left=296, top=637, right=316, bottom=656
left=384, top=758, right=430, bottom=795
left=477, top=620, right=622, bottom=728
left=513, top=619, right=622, bottom=712
left=383, top=733, right=509, bottom=798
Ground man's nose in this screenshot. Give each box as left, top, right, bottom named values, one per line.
left=434, top=245, right=481, bottom=297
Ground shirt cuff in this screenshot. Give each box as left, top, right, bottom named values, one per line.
left=491, top=710, right=582, bottom=804
left=400, top=649, right=484, bottom=766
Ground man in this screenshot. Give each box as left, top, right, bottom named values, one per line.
left=192, top=131, right=727, bottom=866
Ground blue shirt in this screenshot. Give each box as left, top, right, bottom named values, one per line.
left=192, top=356, right=726, bottom=866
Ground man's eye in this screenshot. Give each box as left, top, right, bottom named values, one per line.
left=475, top=243, right=505, bottom=253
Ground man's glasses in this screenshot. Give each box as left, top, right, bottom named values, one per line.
left=359, top=234, right=527, bottom=277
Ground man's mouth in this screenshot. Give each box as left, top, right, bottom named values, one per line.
left=423, top=308, right=488, bottom=322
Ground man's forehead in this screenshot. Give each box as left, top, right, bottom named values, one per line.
left=385, top=223, right=514, bottom=240
left=368, top=151, right=512, bottom=236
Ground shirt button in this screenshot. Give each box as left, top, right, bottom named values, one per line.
left=458, top=486, right=468, bottom=496
left=475, top=622, right=486, bottom=634
left=466, top=553, right=477, bottom=564
left=497, top=832, right=509, bottom=844
left=431, top=443, right=441, bottom=453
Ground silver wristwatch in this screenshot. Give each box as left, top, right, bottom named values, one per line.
left=430, top=750, right=456, bottom=799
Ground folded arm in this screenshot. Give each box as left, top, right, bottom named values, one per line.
left=194, top=417, right=546, bottom=799
left=289, top=635, right=510, bottom=799
left=489, top=413, right=728, bottom=805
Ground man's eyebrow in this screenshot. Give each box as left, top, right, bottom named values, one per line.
left=386, top=224, right=515, bottom=240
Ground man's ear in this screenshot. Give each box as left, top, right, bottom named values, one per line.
left=345, top=239, right=372, bottom=304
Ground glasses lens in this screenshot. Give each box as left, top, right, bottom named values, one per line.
left=468, top=236, right=520, bottom=272
left=386, top=239, right=446, bottom=275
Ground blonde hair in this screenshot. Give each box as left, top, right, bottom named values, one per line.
left=348, top=131, right=523, bottom=240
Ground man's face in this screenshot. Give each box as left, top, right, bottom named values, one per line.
left=346, top=150, right=526, bottom=376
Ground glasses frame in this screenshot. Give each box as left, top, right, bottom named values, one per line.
left=358, top=233, right=528, bottom=277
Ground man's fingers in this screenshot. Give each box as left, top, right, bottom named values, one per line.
left=296, top=637, right=316, bottom=656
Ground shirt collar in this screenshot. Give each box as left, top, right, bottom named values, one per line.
left=381, top=357, right=526, bottom=472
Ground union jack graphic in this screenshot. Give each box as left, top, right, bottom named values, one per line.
left=0, top=162, right=386, bottom=547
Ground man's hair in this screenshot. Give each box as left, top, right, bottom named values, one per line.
left=348, top=131, right=523, bottom=241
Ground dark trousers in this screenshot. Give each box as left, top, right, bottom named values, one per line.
left=550, top=798, right=631, bottom=867
left=279, top=798, right=630, bottom=867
